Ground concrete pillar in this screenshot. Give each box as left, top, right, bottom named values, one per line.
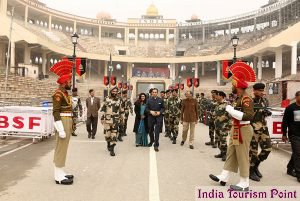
left=0, top=0, right=7, bottom=15
left=257, top=55, right=262, bottom=80
left=98, top=25, right=102, bottom=42
left=24, top=43, right=30, bottom=64
left=216, top=61, right=221, bottom=85
left=0, top=43, right=5, bottom=67
left=124, top=27, right=128, bottom=44
left=126, top=62, right=131, bottom=80
left=166, top=29, right=169, bottom=45
left=254, top=17, right=257, bottom=33
left=10, top=41, right=15, bottom=68
left=173, top=28, right=177, bottom=44
left=46, top=54, right=51, bottom=74
left=170, top=63, right=175, bottom=80
left=201, top=62, right=205, bottom=76
left=202, top=26, right=205, bottom=43
left=48, top=15, right=52, bottom=31
left=24, top=5, right=28, bottom=27
left=42, top=51, right=46, bottom=75
left=275, top=48, right=283, bottom=79
left=97, top=60, right=101, bottom=75
left=228, top=23, right=231, bottom=38
left=291, top=41, right=298, bottom=75
left=104, top=60, right=108, bottom=76
left=74, top=21, right=77, bottom=33
left=194, top=62, right=199, bottom=78
left=135, top=28, right=138, bottom=46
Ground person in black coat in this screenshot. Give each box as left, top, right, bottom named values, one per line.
left=133, top=93, right=149, bottom=146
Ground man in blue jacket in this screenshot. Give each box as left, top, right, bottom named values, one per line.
left=146, top=88, right=164, bottom=152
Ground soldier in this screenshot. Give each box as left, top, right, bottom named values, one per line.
left=214, top=91, right=231, bottom=161
left=121, top=90, right=133, bottom=136
left=205, top=90, right=218, bottom=148
left=209, top=68, right=255, bottom=191
left=51, top=73, right=73, bottom=185
left=196, top=93, right=201, bottom=123
left=117, top=91, right=124, bottom=142
left=100, top=87, right=123, bottom=156
left=249, top=83, right=272, bottom=182
left=199, top=93, right=206, bottom=123
left=168, top=89, right=182, bottom=144
left=164, top=90, right=171, bottom=138
left=71, top=88, right=83, bottom=137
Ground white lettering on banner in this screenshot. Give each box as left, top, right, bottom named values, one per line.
left=0, top=112, right=45, bottom=133
left=266, top=111, right=284, bottom=139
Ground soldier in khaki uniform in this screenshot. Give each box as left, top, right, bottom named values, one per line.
left=101, top=87, right=124, bottom=156
left=249, top=83, right=272, bottom=182
left=51, top=72, right=74, bottom=185
left=210, top=66, right=255, bottom=191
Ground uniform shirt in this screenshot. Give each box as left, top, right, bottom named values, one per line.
left=233, top=92, right=254, bottom=121
left=146, top=97, right=164, bottom=116
left=214, top=100, right=231, bottom=131
left=100, top=96, right=123, bottom=124
left=168, top=96, right=181, bottom=118
left=282, top=103, right=300, bottom=137
left=52, top=86, right=72, bottom=121
left=252, top=97, right=270, bottom=124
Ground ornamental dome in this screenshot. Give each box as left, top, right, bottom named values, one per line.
left=191, top=14, right=198, bottom=21
left=146, top=4, right=158, bottom=16
left=96, top=11, right=112, bottom=20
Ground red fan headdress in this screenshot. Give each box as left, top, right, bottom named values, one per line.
left=229, top=62, right=256, bottom=89
left=50, top=60, right=73, bottom=84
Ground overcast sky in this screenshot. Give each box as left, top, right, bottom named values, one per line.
left=40, top=0, right=270, bottom=22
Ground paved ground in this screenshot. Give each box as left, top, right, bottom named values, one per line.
left=0, top=116, right=299, bottom=201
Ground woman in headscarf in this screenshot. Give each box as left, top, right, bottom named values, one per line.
left=133, top=93, right=148, bottom=147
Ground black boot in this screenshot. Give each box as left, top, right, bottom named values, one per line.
left=172, top=137, right=176, bottom=144
left=117, top=134, right=123, bottom=142
left=287, top=168, right=297, bottom=177
left=254, top=161, right=262, bottom=178
left=214, top=153, right=222, bottom=158
left=249, top=167, right=260, bottom=182
left=107, top=142, right=111, bottom=151
left=109, top=144, right=116, bottom=156
left=205, top=140, right=213, bottom=146
left=222, top=152, right=227, bottom=161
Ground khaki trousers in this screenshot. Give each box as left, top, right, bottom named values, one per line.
left=223, top=125, right=253, bottom=177
left=182, top=122, right=196, bottom=145
left=53, top=117, right=73, bottom=168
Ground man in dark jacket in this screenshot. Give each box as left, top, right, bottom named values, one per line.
left=146, top=88, right=164, bottom=152
left=282, top=91, right=300, bottom=183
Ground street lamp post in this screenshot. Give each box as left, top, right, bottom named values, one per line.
left=231, top=35, right=239, bottom=63
left=71, top=33, right=79, bottom=90
left=178, top=75, right=182, bottom=97
left=121, top=74, right=124, bottom=92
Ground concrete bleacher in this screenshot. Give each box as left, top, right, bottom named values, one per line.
left=0, top=73, right=57, bottom=105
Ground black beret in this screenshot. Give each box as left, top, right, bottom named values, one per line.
left=166, top=90, right=170, bottom=93
left=211, top=90, right=218, bottom=94
left=110, top=87, right=118, bottom=92
left=172, top=89, right=179, bottom=93
left=72, top=88, right=78, bottom=92
left=160, top=91, right=165, bottom=94
left=253, top=83, right=265, bottom=90
left=122, top=90, right=127, bottom=94
left=217, top=91, right=226, bottom=98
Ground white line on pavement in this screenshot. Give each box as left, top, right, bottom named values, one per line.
left=149, top=148, right=160, bottom=201
left=0, top=143, right=33, bottom=158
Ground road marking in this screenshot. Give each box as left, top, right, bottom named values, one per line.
left=149, top=148, right=160, bottom=201
left=72, top=140, right=106, bottom=143
left=0, top=143, right=33, bottom=158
